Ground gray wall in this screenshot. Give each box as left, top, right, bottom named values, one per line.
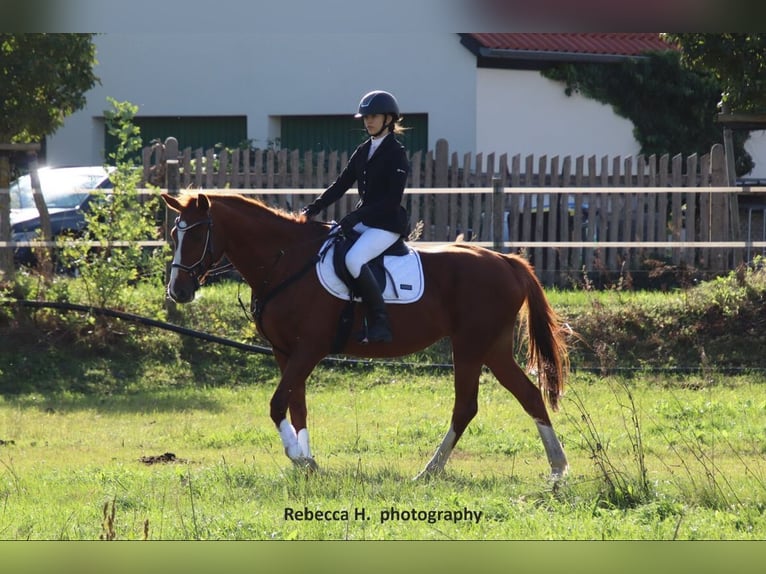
left=46, top=32, right=477, bottom=166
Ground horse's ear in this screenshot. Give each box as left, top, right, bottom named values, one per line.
left=197, top=194, right=211, bottom=211
left=161, top=192, right=182, bottom=212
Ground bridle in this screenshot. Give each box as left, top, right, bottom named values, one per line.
left=170, top=207, right=331, bottom=354
left=171, top=216, right=225, bottom=289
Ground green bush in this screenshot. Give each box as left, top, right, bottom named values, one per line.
left=58, top=98, right=168, bottom=312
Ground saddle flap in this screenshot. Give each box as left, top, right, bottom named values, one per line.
left=316, top=232, right=424, bottom=304
left=331, top=233, right=390, bottom=292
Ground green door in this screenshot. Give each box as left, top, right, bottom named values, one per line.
left=279, top=114, right=428, bottom=155
left=104, top=115, right=248, bottom=161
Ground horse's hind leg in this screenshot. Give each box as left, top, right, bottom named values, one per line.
left=415, top=357, right=483, bottom=480
left=485, top=350, right=568, bottom=480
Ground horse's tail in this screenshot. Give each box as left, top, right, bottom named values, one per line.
left=505, top=255, right=570, bottom=411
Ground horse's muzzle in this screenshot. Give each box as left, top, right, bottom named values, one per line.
left=167, top=282, right=196, bottom=304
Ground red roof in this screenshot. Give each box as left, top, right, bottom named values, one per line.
left=468, top=33, right=673, bottom=56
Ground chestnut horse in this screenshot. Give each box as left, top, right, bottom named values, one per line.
left=161, top=192, right=570, bottom=480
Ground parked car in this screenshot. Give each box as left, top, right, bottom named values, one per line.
left=9, top=166, right=115, bottom=265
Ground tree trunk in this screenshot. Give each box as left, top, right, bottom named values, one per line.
left=0, top=154, right=14, bottom=282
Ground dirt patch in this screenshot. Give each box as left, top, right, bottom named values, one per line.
left=138, top=452, right=187, bottom=464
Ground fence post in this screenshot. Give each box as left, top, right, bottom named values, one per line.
left=163, top=137, right=180, bottom=312
left=492, top=177, right=504, bottom=252
left=164, top=137, right=179, bottom=196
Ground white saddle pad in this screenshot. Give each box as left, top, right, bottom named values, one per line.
left=315, top=234, right=425, bottom=304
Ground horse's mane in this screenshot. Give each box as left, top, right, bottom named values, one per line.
left=181, top=192, right=308, bottom=223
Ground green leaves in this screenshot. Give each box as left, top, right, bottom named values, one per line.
left=58, top=99, right=167, bottom=312
left=542, top=48, right=755, bottom=175
left=664, top=33, right=766, bottom=113
left=0, top=33, right=98, bottom=142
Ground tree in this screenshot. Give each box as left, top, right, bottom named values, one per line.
left=663, top=34, right=766, bottom=182
left=0, top=33, right=98, bottom=280
left=662, top=33, right=766, bottom=114
left=542, top=47, right=754, bottom=176
left=0, top=33, right=98, bottom=142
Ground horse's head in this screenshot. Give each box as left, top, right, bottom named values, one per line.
left=161, top=192, right=224, bottom=303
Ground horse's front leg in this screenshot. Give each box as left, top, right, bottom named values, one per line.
left=270, top=352, right=320, bottom=470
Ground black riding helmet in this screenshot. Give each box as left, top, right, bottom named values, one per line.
left=355, top=90, right=400, bottom=137
left=355, top=90, right=400, bottom=118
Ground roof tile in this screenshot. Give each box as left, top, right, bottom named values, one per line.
left=469, top=33, right=673, bottom=56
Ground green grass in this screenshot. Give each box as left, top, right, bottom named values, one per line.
left=1, top=369, right=765, bottom=540
left=2, top=264, right=766, bottom=540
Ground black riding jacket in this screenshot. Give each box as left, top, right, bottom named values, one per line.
left=306, top=134, right=410, bottom=236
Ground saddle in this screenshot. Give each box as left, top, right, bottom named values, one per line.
left=316, top=227, right=424, bottom=304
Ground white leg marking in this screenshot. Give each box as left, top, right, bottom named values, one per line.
left=416, top=424, right=457, bottom=479
left=279, top=421, right=317, bottom=470
left=536, top=421, right=568, bottom=478
left=297, top=428, right=311, bottom=458
left=278, top=419, right=302, bottom=459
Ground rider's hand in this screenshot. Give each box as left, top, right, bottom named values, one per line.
left=301, top=204, right=321, bottom=219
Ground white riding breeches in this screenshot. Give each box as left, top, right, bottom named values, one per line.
left=345, top=223, right=400, bottom=279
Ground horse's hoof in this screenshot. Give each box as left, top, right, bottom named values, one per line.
left=292, top=456, right=319, bottom=472
left=412, top=467, right=442, bottom=481
left=549, top=467, right=568, bottom=491
left=550, top=465, right=568, bottom=481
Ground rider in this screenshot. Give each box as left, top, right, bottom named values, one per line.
left=301, top=90, right=410, bottom=343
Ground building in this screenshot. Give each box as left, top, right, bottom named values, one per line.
left=45, top=31, right=766, bottom=179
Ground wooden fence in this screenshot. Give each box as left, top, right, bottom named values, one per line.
left=138, top=138, right=763, bottom=285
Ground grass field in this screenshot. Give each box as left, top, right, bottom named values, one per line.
left=2, top=267, right=766, bottom=542
left=1, top=365, right=765, bottom=540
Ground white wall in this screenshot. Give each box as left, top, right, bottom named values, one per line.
left=46, top=32, right=477, bottom=167
left=475, top=68, right=766, bottom=181
left=50, top=29, right=763, bottom=182
left=476, top=67, right=640, bottom=164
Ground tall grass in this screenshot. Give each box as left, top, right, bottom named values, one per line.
left=565, top=379, right=651, bottom=509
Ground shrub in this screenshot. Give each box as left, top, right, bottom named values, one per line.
left=58, top=98, right=168, bottom=312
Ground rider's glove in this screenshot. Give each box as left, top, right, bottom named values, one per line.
left=301, top=204, right=321, bottom=219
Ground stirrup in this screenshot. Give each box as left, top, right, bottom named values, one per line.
left=357, top=317, right=392, bottom=344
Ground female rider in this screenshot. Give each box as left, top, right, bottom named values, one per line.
left=301, top=90, right=410, bottom=343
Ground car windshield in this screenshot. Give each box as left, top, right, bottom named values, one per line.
left=9, top=169, right=109, bottom=210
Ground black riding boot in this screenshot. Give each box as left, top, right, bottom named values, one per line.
left=352, top=264, right=392, bottom=343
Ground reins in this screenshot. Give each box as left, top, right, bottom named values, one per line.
left=247, top=226, right=331, bottom=355
left=172, top=199, right=331, bottom=356
left=252, top=253, right=320, bottom=322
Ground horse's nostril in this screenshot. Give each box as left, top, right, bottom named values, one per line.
left=169, top=283, right=193, bottom=303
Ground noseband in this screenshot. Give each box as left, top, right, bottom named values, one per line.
left=172, top=216, right=215, bottom=289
